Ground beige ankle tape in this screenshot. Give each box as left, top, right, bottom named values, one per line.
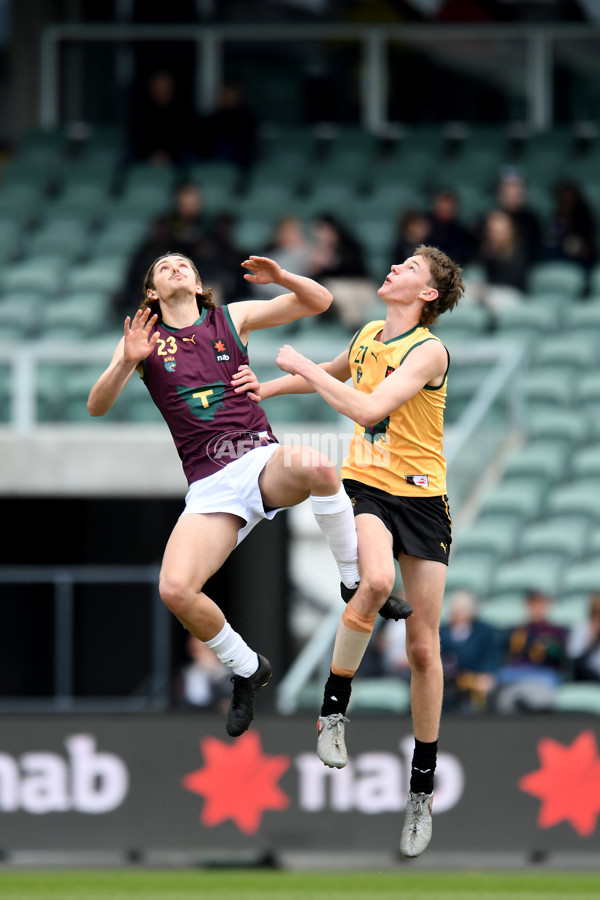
left=332, top=606, right=376, bottom=676
left=342, top=604, right=377, bottom=633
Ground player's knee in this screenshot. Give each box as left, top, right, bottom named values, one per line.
left=307, top=455, right=339, bottom=493
left=159, top=574, right=195, bottom=617
left=408, top=638, right=439, bottom=674
left=361, top=571, right=395, bottom=603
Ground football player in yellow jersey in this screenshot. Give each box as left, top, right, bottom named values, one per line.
left=244, top=244, right=464, bottom=858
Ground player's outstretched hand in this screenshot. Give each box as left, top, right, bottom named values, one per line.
left=276, top=344, right=306, bottom=376
left=241, top=255, right=283, bottom=285
left=123, top=308, right=159, bottom=364
left=231, top=364, right=261, bottom=403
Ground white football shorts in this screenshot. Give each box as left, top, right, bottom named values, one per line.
left=180, top=443, right=284, bottom=546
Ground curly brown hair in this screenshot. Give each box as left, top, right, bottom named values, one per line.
left=140, top=252, right=216, bottom=322
left=414, top=244, right=464, bottom=327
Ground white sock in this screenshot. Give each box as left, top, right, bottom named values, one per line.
left=204, top=621, right=259, bottom=677
left=310, top=486, right=360, bottom=588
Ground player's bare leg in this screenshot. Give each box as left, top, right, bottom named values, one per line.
left=317, top=514, right=396, bottom=767
left=159, top=512, right=271, bottom=736
left=399, top=554, right=446, bottom=857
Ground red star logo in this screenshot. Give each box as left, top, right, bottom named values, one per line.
left=181, top=732, right=291, bottom=835
left=519, top=730, right=600, bottom=837
left=214, top=340, right=226, bottom=352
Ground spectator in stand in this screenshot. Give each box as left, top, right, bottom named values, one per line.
left=174, top=634, right=231, bottom=712
left=544, top=179, right=596, bottom=280
left=248, top=215, right=314, bottom=300
left=311, top=214, right=368, bottom=282
left=439, top=590, right=499, bottom=713
left=391, top=209, right=431, bottom=263
left=496, top=169, right=542, bottom=268
left=475, top=209, right=530, bottom=313
left=115, top=182, right=212, bottom=319
left=495, top=588, right=568, bottom=713
left=130, top=70, right=193, bottom=166
left=426, top=189, right=473, bottom=266
left=310, top=214, right=375, bottom=331
left=567, top=592, right=600, bottom=682
left=194, top=212, right=252, bottom=305
left=201, top=81, right=258, bottom=169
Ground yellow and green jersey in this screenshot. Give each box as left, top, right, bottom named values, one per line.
left=341, top=321, right=449, bottom=498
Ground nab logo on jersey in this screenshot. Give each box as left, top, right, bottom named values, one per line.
left=213, top=339, right=230, bottom=362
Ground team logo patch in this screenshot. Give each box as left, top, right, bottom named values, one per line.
left=213, top=339, right=230, bottom=362
left=405, top=474, right=429, bottom=487
left=163, top=357, right=176, bottom=372
left=385, top=365, right=395, bottom=378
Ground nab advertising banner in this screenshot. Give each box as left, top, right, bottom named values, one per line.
left=0, top=715, right=599, bottom=859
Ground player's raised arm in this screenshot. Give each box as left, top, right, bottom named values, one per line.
left=231, top=349, right=352, bottom=401
left=276, top=339, right=448, bottom=428
left=227, top=256, right=333, bottom=343
left=87, top=308, right=159, bottom=416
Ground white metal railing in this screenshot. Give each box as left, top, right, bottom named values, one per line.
left=39, top=21, right=600, bottom=134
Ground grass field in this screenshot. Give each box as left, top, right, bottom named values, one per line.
left=0, top=870, right=599, bottom=900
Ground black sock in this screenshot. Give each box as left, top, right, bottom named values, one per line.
left=410, top=739, right=438, bottom=795
left=321, top=671, right=353, bottom=716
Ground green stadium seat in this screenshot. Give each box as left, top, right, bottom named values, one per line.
left=361, top=182, right=427, bottom=217
left=478, top=478, right=546, bottom=522
left=351, top=219, right=396, bottom=257
left=545, top=480, right=600, bottom=522
left=67, top=256, right=130, bottom=295
left=571, top=444, right=600, bottom=479
left=0, top=182, right=46, bottom=226
left=61, top=158, right=118, bottom=193
left=442, top=552, right=496, bottom=596
left=479, top=596, right=527, bottom=630
left=520, top=516, right=590, bottom=562
left=93, top=219, right=149, bottom=257
left=576, top=371, right=600, bottom=408
left=236, top=184, right=300, bottom=219
left=42, top=291, right=113, bottom=336
left=110, top=185, right=171, bottom=219
left=233, top=216, right=275, bottom=253
left=561, top=559, right=600, bottom=595
left=124, top=162, right=178, bottom=193
left=453, top=515, right=522, bottom=562
left=348, top=678, right=410, bottom=714
left=4, top=256, right=62, bottom=296
left=26, top=219, right=92, bottom=262
left=533, top=333, right=599, bottom=372
left=1, top=158, right=59, bottom=194
left=432, top=302, right=492, bottom=341
left=525, top=407, right=589, bottom=446
left=554, top=682, right=600, bottom=715
left=297, top=186, right=361, bottom=225
left=522, top=369, right=574, bottom=408
left=0, top=218, right=22, bottom=262
left=503, top=441, right=571, bottom=484
left=528, top=261, right=587, bottom=298
left=46, top=184, right=114, bottom=225
left=492, top=554, right=564, bottom=597
left=0, top=292, right=44, bottom=337
left=562, top=298, right=600, bottom=333
left=188, top=160, right=240, bottom=192
left=494, top=303, right=561, bottom=338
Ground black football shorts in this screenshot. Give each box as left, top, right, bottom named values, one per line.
left=343, top=478, right=452, bottom=565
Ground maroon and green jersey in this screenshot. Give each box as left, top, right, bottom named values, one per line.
left=139, top=305, right=278, bottom=484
